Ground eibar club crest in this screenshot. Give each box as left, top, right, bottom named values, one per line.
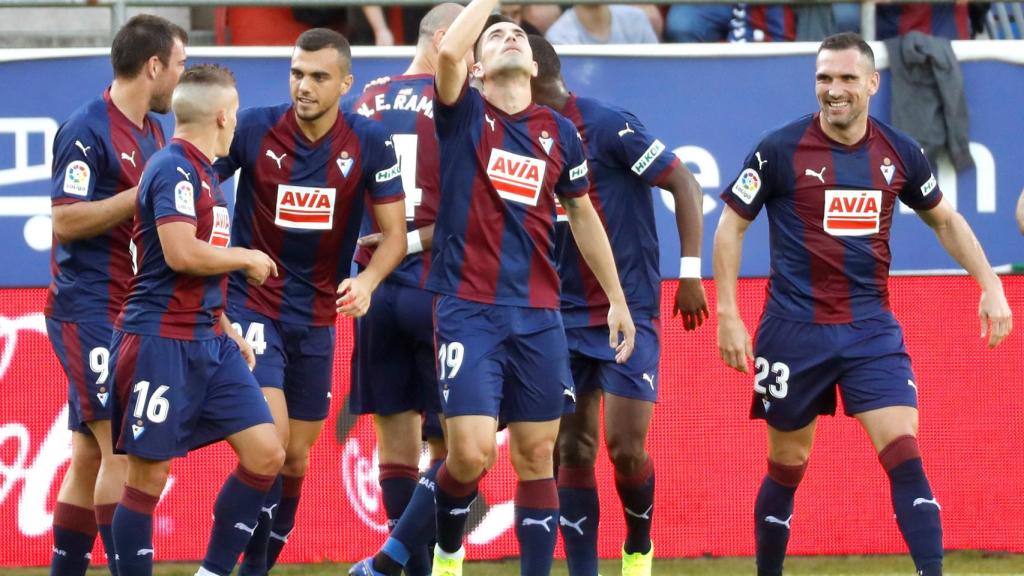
left=880, top=157, right=895, bottom=185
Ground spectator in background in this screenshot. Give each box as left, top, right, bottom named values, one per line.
left=546, top=4, right=659, bottom=44
left=501, top=3, right=564, bottom=35
left=876, top=1, right=971, bottom=40
left=223, top=6, right=397, bottom=45
left=665, top=2, right=842, bottom=42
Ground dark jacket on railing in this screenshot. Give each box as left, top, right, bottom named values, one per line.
left=885, top=31, right=974, bottom=172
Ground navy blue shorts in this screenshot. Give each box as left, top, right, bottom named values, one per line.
left=349, top=280, right=441, bottom=427
left=109, top=330, right=273, bottom=460
left=229, top=306, right=335, bottom=421
left=750, top=312, right=918, bottom=431
left=46, top=318, right=114, bottom=433
left=566, top=318, right=661, bottom=403
left=434, top=295, right=574, bottom=422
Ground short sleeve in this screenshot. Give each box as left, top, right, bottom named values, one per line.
left=607, top=109, right=680, bottom=188
left=151, top=162, right=199, bottom=226
left=433, top=78, right=480, bottom=139
left=51, top=123, right=102, bottom=205
left=361, top=121, right=405, bottom=204
left=556, top=121, right=590, bottom=199
left=720, top=141, right=774, bottom=221
left=898, top=145, right=943, bottom=211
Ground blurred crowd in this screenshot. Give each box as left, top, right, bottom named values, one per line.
left=221, top=2, right=997, bottom=46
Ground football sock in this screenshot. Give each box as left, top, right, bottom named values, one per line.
left=379, top=458, right=444, bottom=576
left=200, top=465, right=276, bottom=576
left=51, top=502, right=97, bottom=576
left=266, top=474, right=305, bottom=570
left=754, top=459, right=806, bottom=576
left=434, top=463, right=481, bottom=554
left=95, top=503, right=119, bottom=576
left=113, top=486, right=160, bottom=576
left=615, top=457, right=655, bottom=555
left=380, top=463, right=420, bottom=532
left=557, top=466, right=600, bottom=576
left=879, top=435, right=943, bottom=574
left=515, top=478, right=559, bottom=576
left=238, top=474, right=282, bottom=576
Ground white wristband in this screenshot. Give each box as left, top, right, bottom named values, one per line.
left=407, top=230, right=423, bottom=255
left=679, top=257, right=701, bottom=279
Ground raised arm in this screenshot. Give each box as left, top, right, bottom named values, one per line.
left=916, top=198, right=1012, bottom=348
left=660, top=165, right=708, bottom=330
left=561, top=192, right=635, bottom=363
left=713, top=205, right=754, bottom=373
left=435, top=0, right=498, bottom=104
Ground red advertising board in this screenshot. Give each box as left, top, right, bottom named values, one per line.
left=1, top=277, right=1022, bottom=566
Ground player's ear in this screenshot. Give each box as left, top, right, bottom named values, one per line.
left=216, top=108, right=228, bottom=129
left=471, top=61, right=484, bottom=80
left=340, top=73, right=354, bottom=96
left=147, top=55, right=161, bottom=80
left=531, top=60, right=538, bottom=79
left=432, top=28, right=446, bottom=51
left=867, top=70, right=880, bottom=97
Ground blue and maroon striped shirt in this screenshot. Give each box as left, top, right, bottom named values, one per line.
left=213, top=104, right=404, bottom=326
left=428, top=82, right=589, bottom=309
left=721, top=113, right=942, bottom=324
left=118, top=138, right=231, bottom=340
left=47, top=88, right=166, bottom=324
left=351, top=73, right=440, bottom=289
left=555, top=95, right=680, bottom=327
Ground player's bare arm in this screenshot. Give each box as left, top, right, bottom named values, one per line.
left=220, top=312, right=256, bottom=369
left=337, top=199, right=406, bottom=318
left=916, top=198, right=1012, bottom=348
left=560, top=192, right=636, bottom=363
left=157, top=220, right=277, bottom=284
left=713, top=205, right=754, bottom=373
left=435, top=0, right=498, bottom=104
left=1016, top=188, right=1024, bottom=235
left=51, top=185, right=139, bottom=243
left=661, top=165, right=709, bottom=331
left=357, top=223, right=436, bottom=253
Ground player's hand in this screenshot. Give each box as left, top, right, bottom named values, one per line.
left=356, top=232, right=383, bottom=248
left=244, top=250, right=278, bottom=286
left=228, top=325, right=256, bottom=370
left=607, top=301, right=636, bottom=364
left=337, top=275, right=374, bottom=317
left=673, top=278, right=709, bottom=331
left=979, top=285, right=1012, bottom=348
left=718, top=311, right=753, bottom=373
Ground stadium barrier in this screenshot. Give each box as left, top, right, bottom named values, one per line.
left=2, top=277, right=1022, bottom=566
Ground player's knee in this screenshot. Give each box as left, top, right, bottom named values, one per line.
left=101, top=453, right=129, bottom=475
left=607, top=442, right=647, bottom=477
left=68, top=447, right=102, bottom=477
left=248, top=442, right=286, bottom=477
left=128, top=460, right=172, bottom=495
left=768, top=442, right=812, bottom=466
left=558, top=426, right=599, bottom=467
left=510, top=438, right=556, bottom=477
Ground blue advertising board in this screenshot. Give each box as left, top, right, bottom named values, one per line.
left=0, top=44, right=1021, bottom=286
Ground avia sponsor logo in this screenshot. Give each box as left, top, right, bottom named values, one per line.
left=274, top=185, right=336, bottom=231
left=486, top=148, right=547, bottom=207
left=631, top=139, right=666, bottom=176
left=209, top=206, right=230, bottom=247
left=823, top=189, right=882, bottom=236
